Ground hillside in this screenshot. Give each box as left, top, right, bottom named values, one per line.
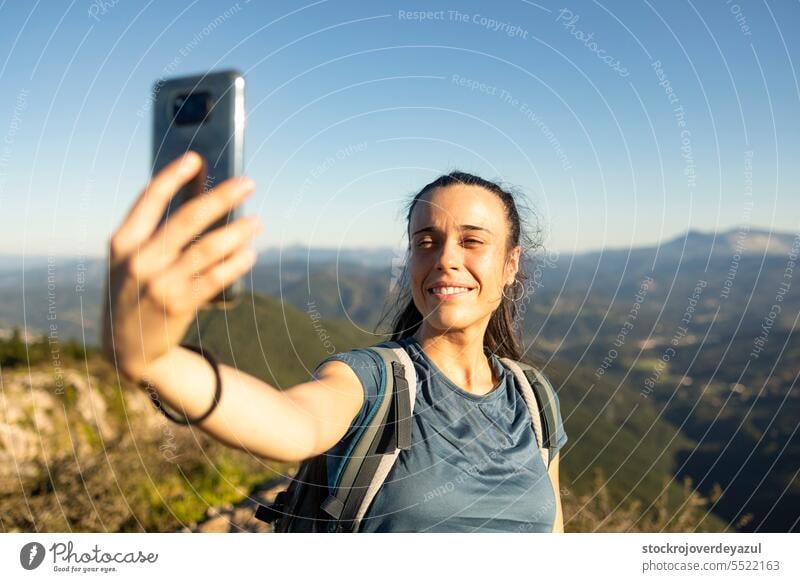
left=1, top=291, right=728, bottom=532
left=0, top=291, right=375, bottom=532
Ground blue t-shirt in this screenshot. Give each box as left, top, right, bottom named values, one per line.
left=313, top=336, right=568, bottom=532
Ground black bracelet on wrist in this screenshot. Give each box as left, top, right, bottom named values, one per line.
left=149, top=343, right=222, bottom=426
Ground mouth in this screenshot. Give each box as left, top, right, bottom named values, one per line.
left=427, top=285, right=476, bottom=300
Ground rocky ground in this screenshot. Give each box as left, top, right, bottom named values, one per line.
left=0, top=359, right=295, bottom=533
left=180, top=477, right=290, bottom=533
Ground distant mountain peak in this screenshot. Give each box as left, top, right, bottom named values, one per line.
left=658, top=227, right=794, bottom=258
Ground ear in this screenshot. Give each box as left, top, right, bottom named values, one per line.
left=505, top=245, right=521, bottom=286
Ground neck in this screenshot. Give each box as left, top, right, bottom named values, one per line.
left=411, top=325, right=496, bottom=393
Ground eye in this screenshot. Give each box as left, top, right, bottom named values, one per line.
left=416, top=238, right=433, bottom=248
left=463, top=238, right=483, bottom=245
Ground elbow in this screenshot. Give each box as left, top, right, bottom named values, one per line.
left=263, top=409, right=321, bottom=464
left=237, top=439, right=315, bottom=465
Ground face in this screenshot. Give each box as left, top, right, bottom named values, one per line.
left=408, top=184, right=521, bottom=337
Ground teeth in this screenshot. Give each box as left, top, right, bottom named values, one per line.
left=431, top=286, right=471, bottom=295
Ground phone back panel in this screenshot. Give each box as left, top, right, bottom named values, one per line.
left=152, top=69, right=244, bottom=203
left=151, top=69, right=246, bottom=307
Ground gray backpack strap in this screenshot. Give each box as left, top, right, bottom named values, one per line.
left=524, top=366, right=560, bottom=456
left=504, top=361, right=562, bottom=534
left=352, top=344, right=417, bottom=531
left=320, top=346, right=397, bottom=528
left=499, top=358, right=549, bottom=469
left=321, top=340, right=416, bottom=532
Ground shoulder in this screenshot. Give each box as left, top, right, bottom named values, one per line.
left=313, top=346, right=386, bottom=446
left=314, top=339, right=411, bottom=377
left=314, top=346, right=381, bottom=376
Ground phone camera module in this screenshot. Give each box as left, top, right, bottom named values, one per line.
left=173, top=91, right=212, bottom=126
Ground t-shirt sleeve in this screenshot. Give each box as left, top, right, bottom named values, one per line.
left=312, top=348, right=382, bottom=449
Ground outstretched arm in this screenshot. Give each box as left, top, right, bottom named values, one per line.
left=139, top=350, right=365, bottom=463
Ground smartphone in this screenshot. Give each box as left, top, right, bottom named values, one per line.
left=151, top=69, right=246, bottom=310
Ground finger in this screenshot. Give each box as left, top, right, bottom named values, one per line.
left=111, top=152, right=203, bottom=259
left=143, top=175, right=255, bottom=269
left=191, top=244, right=257, bottom=306
left=173, top=215, right=262, bottom=278
left=145, top=216, right=259, bottom=314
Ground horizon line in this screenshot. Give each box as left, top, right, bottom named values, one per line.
left=5, top=224, right=793, bottom=260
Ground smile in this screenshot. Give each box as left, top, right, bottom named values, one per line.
left=428, top=286, right=475, bottom=300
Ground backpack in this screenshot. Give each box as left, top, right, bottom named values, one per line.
left=253, top=339, right=562, bottom=533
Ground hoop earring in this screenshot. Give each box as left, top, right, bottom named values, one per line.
left=502, top=279, right=525, bottom=302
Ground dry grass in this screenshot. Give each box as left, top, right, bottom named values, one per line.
left=563, top=466, right=733, bottom=532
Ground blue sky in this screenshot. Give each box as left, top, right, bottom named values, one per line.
left=0, top=0, right=797, bottom=256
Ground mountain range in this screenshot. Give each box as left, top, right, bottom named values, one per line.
left=0, top=226, right=796, bottom=531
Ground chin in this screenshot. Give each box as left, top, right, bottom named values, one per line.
left=423, top=311, right=473, bottom=332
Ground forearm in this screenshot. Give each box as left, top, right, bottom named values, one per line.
left=139, top=346, right=315, bottom=462
left=549, top=452, right=565, bottom=532
left=553, top=493, right=565, bottom=532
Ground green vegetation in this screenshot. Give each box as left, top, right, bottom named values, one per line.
left=135, top=446, right=289, bottom=529
left=181, top=291, right=380, bottom=388
left=0, top=326, right=88, bottom=368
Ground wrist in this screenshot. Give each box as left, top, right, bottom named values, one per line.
left=126, top=347, right=181, bottom=388
left=144, top=344, right=223, bottom=426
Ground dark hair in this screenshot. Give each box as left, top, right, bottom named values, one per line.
left=374, top=170, right=543, bottom=362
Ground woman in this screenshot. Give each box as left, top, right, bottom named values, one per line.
left=102, top=151, right=568, bottom=532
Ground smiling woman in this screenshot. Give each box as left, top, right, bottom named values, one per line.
left=297, top=170, right=569, bottom=532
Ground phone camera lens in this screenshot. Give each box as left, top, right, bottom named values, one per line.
left=173, top=91, right=212, bottom=126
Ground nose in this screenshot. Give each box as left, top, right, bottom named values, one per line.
left=434, top=235, right=463, bottom=271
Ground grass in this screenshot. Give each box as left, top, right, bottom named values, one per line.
left=139, top=450, right=286, bottom=528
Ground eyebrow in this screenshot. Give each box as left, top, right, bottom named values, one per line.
left=411, top=225, right=493, bottom=237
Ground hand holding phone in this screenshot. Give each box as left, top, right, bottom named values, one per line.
left=101, top=152, right=260, bottom=383
left=151, top=69, right=247, bottom=309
